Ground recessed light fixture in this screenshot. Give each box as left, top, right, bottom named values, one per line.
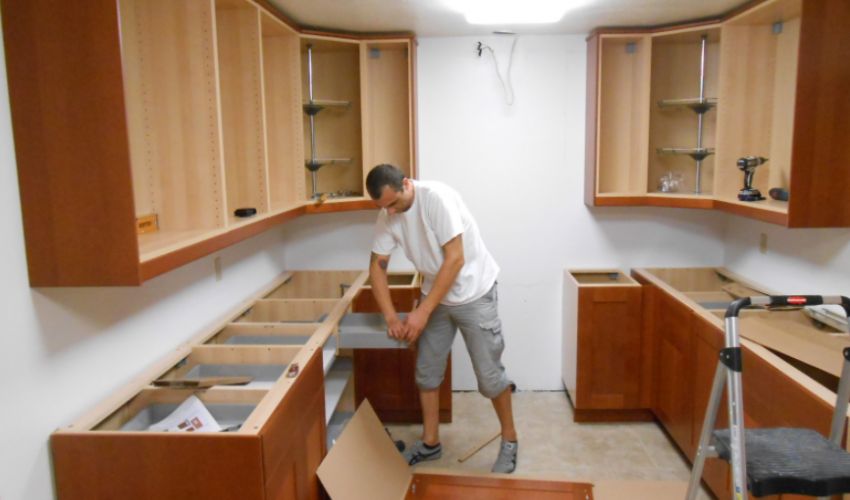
left=444, top=0, right=588, bottom=25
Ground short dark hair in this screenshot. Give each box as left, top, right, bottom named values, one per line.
left=366, top=164, right=405, bottom=199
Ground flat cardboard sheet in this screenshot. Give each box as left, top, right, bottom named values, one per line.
left=317, top=400, right=411, bottom=500
left=739, top=310, right=850, bottom=377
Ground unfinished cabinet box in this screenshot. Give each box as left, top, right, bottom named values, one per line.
left=563, top=270, right=647, bottom=422
left=585, top=0, right=850, bottom=227
left=300, top=35, right=415, bottom=205
left=52, top=350, right=326, bottom=500
left=2, top=1, right=415, bottom=286
left=350, top=273, right=453, bottom=424
left=50, top=270, right=374, bottom=500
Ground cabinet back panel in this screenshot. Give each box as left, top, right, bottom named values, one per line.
left=217, top=2, right=270, bottom=216
left=301, top=39, right=364, bottom=197
left=120, top=0, right=226, bottom=231
left=648, top=31, right=720, bottom=195
left=598, top=37, right=651, bottom=195
left=263, top=15, right=305, bottom=211
left=362, top=42, right=412, bottom=178
left=715, top=15, right=800, bottom=203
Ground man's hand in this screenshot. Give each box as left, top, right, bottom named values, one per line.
left=387, top=315, right=408, bottom=340
left=404, top=306, right=431, bottom=344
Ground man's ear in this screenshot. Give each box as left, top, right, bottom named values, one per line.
left=402, top=177, right=412, bottom=191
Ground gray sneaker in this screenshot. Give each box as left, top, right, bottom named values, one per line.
left=403, top=440, right=442, bottom=465
left=491, top=440, right=518, bottom=473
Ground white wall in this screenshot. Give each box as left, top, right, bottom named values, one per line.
left=0, top=26, right=291, bottom=500
left=281, top=35, right=728, bottom=391
left=723, top=216, right=850, bottom=294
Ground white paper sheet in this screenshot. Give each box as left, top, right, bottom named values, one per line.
left=148, top=395, right=222, bottom=433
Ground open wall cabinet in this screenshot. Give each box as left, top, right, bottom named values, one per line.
left=1, top=0, right=416, bottom=286
left=586, top=0, right=850, bottom=227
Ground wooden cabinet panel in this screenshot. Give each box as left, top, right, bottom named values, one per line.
left=653, top=288, right=694, bottom=454
left=692, top=314, right=730, bottom=499
left=261, top=350, right=326, bottom=500
left=576, top=286, right=643, bottom=409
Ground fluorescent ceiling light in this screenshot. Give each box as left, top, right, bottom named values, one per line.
left=444, top=0, right=588, bottom=25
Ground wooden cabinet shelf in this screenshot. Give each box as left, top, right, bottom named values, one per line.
left=657, top=97, right=718, bottom=113
left=1, top=0, right=416, bottom=286
left=586, top=0, right=850, bottom=227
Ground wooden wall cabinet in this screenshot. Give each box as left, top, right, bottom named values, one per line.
left=563, top=270, right=650, bottom=422
left=586, top=0, right=850, bottom=227
left=1, top=0, right=416, bottom=286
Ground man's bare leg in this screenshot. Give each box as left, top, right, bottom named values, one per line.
left=491, top=386, right=517, bottom=441
left=420, top=388, right=441, bottom=445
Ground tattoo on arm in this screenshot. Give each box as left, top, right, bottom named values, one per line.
left=371, top=252, right=390, bottom=271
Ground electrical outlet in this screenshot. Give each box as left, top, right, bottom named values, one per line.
left=759, top=233, right=768, bottom=254
left=214, top=256, right=223, bottom=281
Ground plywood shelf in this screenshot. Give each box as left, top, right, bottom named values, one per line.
left=657, top=97, right=718, bottom=113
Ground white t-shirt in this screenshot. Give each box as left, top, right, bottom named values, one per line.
left=372, top=180, right=499, bottom=306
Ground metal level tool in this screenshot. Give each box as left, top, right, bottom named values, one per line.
left=687, top=294, right=850, bottom=500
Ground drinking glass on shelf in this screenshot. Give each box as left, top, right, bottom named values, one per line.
left=658, top=172, right=684, bottom=193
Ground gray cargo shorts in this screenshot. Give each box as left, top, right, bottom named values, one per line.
left=416, top=282, right=512, bottom=399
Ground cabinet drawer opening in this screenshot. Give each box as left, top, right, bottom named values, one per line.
left=156, top=345, right=300, bottom=389
left=93, top=388, right=267, bottom=432
left=570, top=270, right=638, bottom=286
left=364, top=271, right=418, bottom=287
left=265, top=270, right=363, bottom=298
left=236, top=298, right=338, bottom=322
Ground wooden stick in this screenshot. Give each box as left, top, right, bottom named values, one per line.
left=457, top=431, right=501, bottom=463
left=152, top=376, right=253, bottom=389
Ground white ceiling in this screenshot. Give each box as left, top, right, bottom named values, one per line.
left=268, top=0, right=745, bottom=37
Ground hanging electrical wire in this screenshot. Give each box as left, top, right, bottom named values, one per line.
left=476, top=34, right=518, bottom=105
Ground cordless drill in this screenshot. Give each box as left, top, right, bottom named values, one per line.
left=737, top=156, right=768, bottom=201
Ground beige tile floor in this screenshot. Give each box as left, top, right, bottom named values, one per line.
left=386, top=391, right=712, bottom=499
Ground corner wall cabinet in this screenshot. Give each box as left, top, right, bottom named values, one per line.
left=1, top=0, right=415, bottom=286
left=585, top=0, right=850, bottom=227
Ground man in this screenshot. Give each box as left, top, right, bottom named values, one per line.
left=365, top=164, right=518, bottom=474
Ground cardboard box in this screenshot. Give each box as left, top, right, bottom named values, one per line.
left=318, top=400, right=594, bottom=499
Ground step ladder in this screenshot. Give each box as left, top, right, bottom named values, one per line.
left=686, top=295, right=850, bottom=500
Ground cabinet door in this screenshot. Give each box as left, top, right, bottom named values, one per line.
left=261, top=349, right=327, bottom=500
left=653, top=288, right=694, bottom=454
left=576, top=286, right=643, bottom=409
left=692, top=314, right=731, bottom=498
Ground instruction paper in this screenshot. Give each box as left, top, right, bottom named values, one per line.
left=148, top=395, right=222, bottom=433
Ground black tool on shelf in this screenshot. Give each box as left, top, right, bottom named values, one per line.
left=737, top=156, right=768, bottom=201
left=234, top=207, right=258, bottom=218
left=769, top=187, right=789, bottom=202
